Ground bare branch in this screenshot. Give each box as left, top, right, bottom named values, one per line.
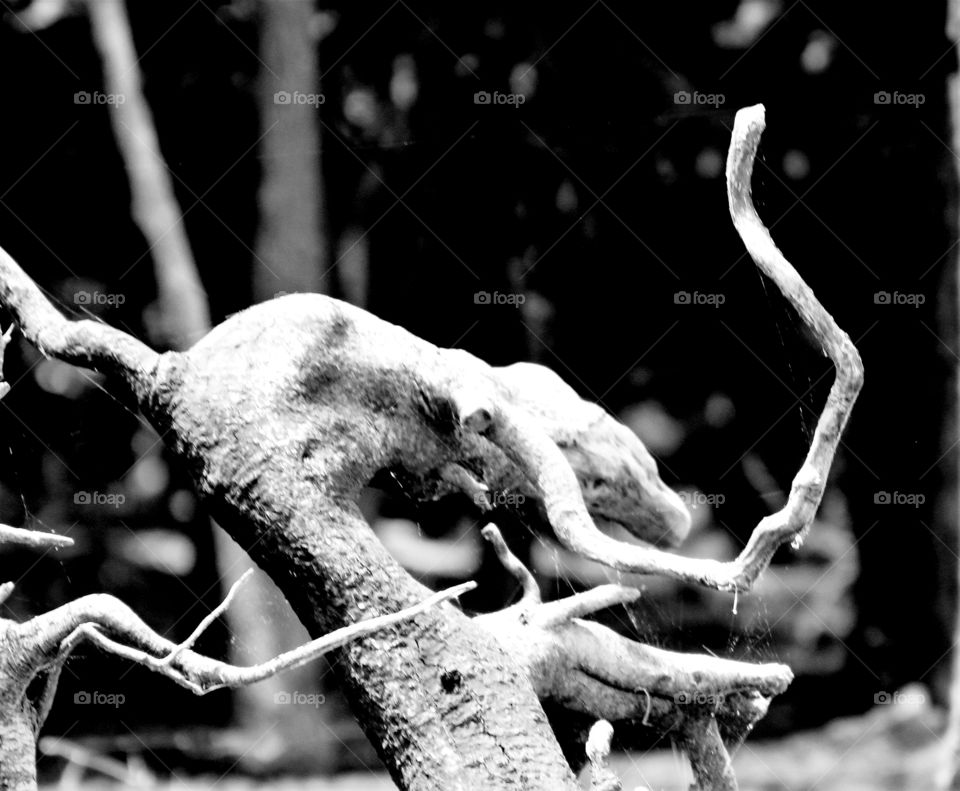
left=33, top=582, right=475, bottom=698
left=480, top=593, right=792, bottom=774
left=0, top=523, right=73, bottom=550
left=481, top=524, right=540, bottom=605
left=723, top=103, right=864, bottom=582
left=478, top=529, right=792, bottom=745
left=480, top=524, right=640, bottom=622
left=0, top=244, right=157, bottom=392
left=540, top=619, right=791, bottom=704
left=530, top=585, right=640, bottom=629
left=485, top=104, right=862, bottom=593
left=0, top=105, right=833, bottom=789
left=475, top=523, right=786, bottom=774
left=155, top=569, right=254, bottom=668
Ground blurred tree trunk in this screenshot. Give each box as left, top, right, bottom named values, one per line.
left=85, top=0, right=210, bottom=348
left=209, top=0, right=335, bottom=771
left=252, top=0, right=327, bottom=298
left=87, top=0, right=331, bottom=769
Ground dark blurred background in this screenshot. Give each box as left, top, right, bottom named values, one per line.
left=0, top=0, right=956, bottom=785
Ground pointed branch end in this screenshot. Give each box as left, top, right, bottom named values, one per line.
left=0, top=523, right=74, bottom=550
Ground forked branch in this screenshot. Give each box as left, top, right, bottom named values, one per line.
left=1, top=519, right=474, bottom=718
left=18, top=580, right=475, bottom=704
left=477, top=525, right=791, bottom=786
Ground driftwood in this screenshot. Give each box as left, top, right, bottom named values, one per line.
left=0, top=105, right=861, bottom=790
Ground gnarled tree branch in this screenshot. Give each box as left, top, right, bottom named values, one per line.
left=476, top=525, right=791, bottom=784
left=0, top=104, right=852, bottom=789
left=31, top=580, right=474, bottom=698
left=0, top=514, right=474, bottom=791
left=478, top=104, right=863, bottom=592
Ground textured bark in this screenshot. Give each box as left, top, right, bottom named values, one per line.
left=142, top=301, right=580, bottom=789
left=0, top=706, right=37, bottom=791
left=0, top=622, right=39, bottom=791
left=682, top=715, right=737, bottom=791
left=0, top=242, right=683, bottom=787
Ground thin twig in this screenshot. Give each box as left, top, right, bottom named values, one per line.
left=484, top=104, right=862, bottom=593
left=531, top=585, right=640, bottom=629
left=52, top=582, right=476, bottom=696
left=0, top=523, right=73, bottom=550
left=481, top=524, right=540, bottom=605
left=156, top=568, right=254, bottom=667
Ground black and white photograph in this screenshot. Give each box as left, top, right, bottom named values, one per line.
left=0, top=2, right=955, bottom=789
